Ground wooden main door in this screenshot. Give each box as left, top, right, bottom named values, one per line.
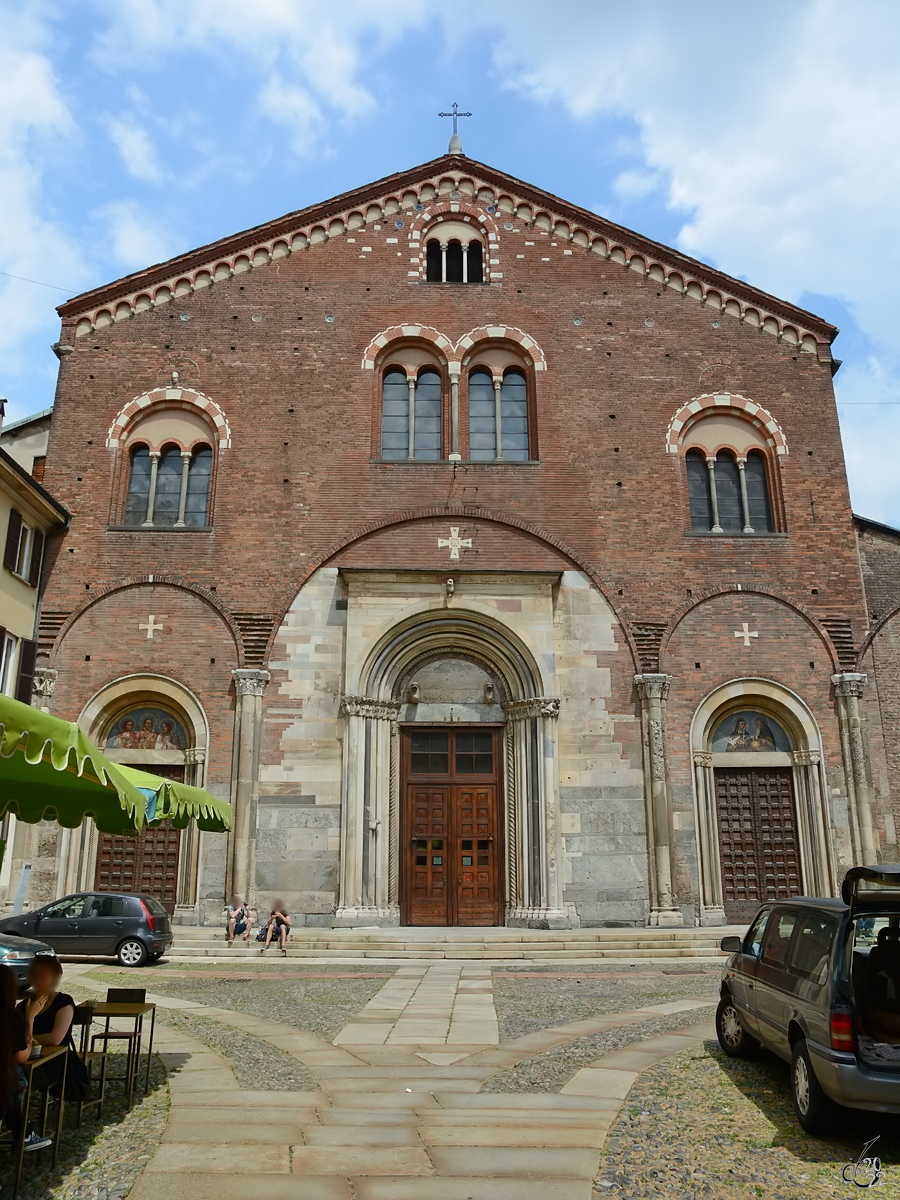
left=714, top=767, right=801, bottom=925
left=401, top=728, right=503, bottom=927
left=94, top=764, right=184, bottom=914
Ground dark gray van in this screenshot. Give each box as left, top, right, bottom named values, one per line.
left=716, top=865, right=900, bottom=1133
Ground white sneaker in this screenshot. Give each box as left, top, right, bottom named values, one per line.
left=23, top=1131, right=53, bottom=1152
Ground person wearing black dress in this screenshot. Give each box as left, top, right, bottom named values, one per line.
left=16, top=957, right=77, bottom=1098
left=0, top=964, right=52, bottom=1152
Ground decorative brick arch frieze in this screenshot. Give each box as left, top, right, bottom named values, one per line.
left=665, top=392, right=788, bottom=456
left=658, top=584, right=841, bottom=669
left=362, top=325, right=546, bottom=372
left=47, top=575, right=244, bottom=664
left=106, top=387, right=232, bottom=450
left=265, top=506, right=638, bottom=669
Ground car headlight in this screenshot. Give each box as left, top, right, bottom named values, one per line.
left=0, top=950, right=25, bottom=960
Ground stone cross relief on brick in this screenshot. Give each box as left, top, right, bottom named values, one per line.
left=438, top=527, right=473, bottom=560
left=734, top=622, right=758, bottom=648
left=139, top=614, right=166, bottom=639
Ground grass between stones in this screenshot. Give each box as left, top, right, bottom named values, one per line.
left=596, top=1041, right=900, bottom=1200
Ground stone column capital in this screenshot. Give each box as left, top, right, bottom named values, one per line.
left=232, top=668, right=271, bottom=697
left=693, top=751, right=713, bottom=768
left=184, top=747, right=207, bottom=765
left=635, top=673, right=673, bottom=702
left=502, top=696, right=561, bottom=721
left=340, top=694, right=401, bottom=721
left=832, top=671, right=867, bottom=698
left=791, top=749, right=821, bottom=767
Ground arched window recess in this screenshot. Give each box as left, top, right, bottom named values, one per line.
left=119, top=404, right=216, bottom=529
left=682, top=410, right=779, bottom=535
left=424, top=220, right=485, bottom=284
left=467, top=367, right=529, bottom=461
left=380, top=366, right=444, bottom=461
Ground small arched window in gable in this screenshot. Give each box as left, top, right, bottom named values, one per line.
left=424, top=222, right=485, bottom=284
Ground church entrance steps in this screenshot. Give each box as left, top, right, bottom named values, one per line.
left=163, top=925, right=741, bottom=961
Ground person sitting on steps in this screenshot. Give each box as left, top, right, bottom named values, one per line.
left=223, top=895, right=251, bottom=947
left=261, top=901, right=291, bottom=956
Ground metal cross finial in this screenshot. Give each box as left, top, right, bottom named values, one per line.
left=439, top=103, right=471, bottom=154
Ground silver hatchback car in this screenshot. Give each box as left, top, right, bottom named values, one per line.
left=716, top=865, right=900, bottom=1134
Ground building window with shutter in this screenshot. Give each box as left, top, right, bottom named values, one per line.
left=3, top=508, right=43, bottom=586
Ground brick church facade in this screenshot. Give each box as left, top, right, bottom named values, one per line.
left=8, top=149, right=900, bottom=928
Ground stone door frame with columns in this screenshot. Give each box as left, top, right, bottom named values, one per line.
left=335, top=606, right=570, bottom=929
left=689, top=677, right=836, bottom=927
left=67, top=674, right=211, bottom=920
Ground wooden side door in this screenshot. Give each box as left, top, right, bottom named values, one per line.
left=715, top=767, right=801, bottom=925
left=454, top=783, right=500, bottom=926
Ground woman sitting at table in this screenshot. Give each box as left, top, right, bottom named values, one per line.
left=0, top=963, right=52, bottom=1152
left=16, top=957, right=77, bottom=1097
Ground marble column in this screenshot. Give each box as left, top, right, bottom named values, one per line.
left=227, top=669, right=270, bottom=902
left=692, top=751, right=726, bottom=926
left=502, top=696, right=569, bottom=928
left=833, top=672, right=879, bottom=864
left=635, top=673, right=682, bottom=926
left=178, top=747, right=207, bottom=910
left=335, top=694, right=401, bottom=925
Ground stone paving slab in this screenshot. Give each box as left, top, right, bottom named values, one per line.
left=146, top=1144, right=292, bottom=1173
left=290, top=1146, right=433, bottom=1175
left=318, top=1108, right=421, bottom=1126
left=351, top=1181, right=594, bottom=1200
left=130, top=1176, right=352, bottom=1200
left=427, top=1145, right=602, bottom=1178
left=303, top=1125, right=424, bottom=1147
left=420, top=1124, right=609, bottom=1147
left=162, top=1118, right=305, bottom=1144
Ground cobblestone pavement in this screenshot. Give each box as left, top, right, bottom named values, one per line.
left=597, top=1041, right=900, bottom=1200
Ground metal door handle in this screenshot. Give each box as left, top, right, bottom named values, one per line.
left=458, top=874, right=462, bottom=884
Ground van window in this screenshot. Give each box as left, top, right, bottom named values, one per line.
left=787, top=913, right=837, bottom=982
left=744, top=909, right=770, bottom=957
left=760, top=909, right=798, bottom=970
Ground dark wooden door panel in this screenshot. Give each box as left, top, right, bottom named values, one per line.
left=95, top=822, right=181, bottom=914
left=402, top=729, right=502, bottom=927
left=715, top=767, right=801, bottom=925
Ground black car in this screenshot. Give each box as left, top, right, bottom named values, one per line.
left=0, top=930, right=56, bottom=989
left=716, top=865, right=900, bottom=1133
left=0, top=892, right=173, bottom=968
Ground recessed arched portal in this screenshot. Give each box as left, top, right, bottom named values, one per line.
left=336, top=609, right=566, bottom=927
left=68, top=674, right=210, bottom=915
left=690, top=678, right=834, bottom=925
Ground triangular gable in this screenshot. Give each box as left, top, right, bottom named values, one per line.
left=58, top=154, right=837, bottom=355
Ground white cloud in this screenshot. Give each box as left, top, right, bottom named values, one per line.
left=97, top=200, right=177, bottom=270
left=258, top=77, right=323, bottom=153
left=107, top=117, right=162, bottom=181
left=0, top=5, right=85, bottom=397
left=611, top=169, right=660, bottom=203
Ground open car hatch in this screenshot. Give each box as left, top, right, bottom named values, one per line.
left=842, top=865, right=900, bottom=920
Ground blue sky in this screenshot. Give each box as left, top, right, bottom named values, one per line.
left=2, top=1, right=899, bottom=521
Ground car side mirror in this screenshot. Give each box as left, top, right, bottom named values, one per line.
left=720, top=935, right=743, bottom=953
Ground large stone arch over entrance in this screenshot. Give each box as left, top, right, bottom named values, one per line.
left=62, top=674, right=211, bottom=917
left=690, top=678, right=834, bottom=925
left=336, top=606, right=569, bottom=928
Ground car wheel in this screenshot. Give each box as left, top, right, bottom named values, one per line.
left=716, top=996, right=759, bottom=1058
left=791, top=1038, right=839, bottom=1135
left=117, top=939, right=148, bottom=968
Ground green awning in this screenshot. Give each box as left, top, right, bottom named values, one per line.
left=0, top=693, right=231, bottom=835
left=0, top=693, right=148, bottom=834
left=119, top=765, right=232, bottom=833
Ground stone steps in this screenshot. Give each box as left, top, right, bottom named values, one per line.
left=164, top=925, right=739, bottom=960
